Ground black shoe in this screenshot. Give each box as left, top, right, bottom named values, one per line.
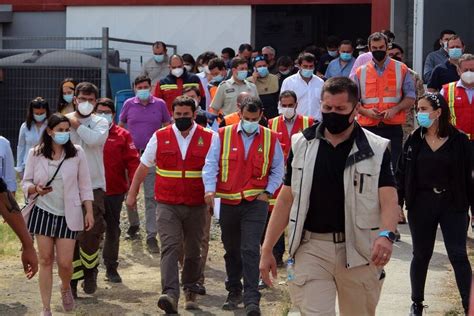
left=126, top=225, right=140, bottom=239
left=105, top=267, right=122, bottom=283
left=82, top=268, right=98, bottom=294
left=222, top=290, right=243, bottom=310
left=70, top=280, right=78, bottom=299
left=146, top=237, right=160, bottom=254
left=157, top=294, right=178, bottom=314
left=409, top=302, right=427, bottom=316
left=188, top=282, right=206, bottom=295
left=245, top=303, right=261, bottom=316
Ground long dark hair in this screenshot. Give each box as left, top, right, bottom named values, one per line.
left=57, top=78, right=77, bottom=113
left=26, top=97, right=50, bottom=130
left=35, top=113, right=77, bottom=159
left=420, top=92, right=454, bottom=138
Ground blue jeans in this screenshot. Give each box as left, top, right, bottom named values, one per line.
left=220, top=199, right=268, bottom=306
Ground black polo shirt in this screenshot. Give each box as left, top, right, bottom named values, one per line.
left=284, top=123, right=396, bottom=233
left=427, top=60, right=460, bottom=91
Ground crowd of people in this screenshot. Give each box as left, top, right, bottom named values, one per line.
left=0, top=28, right=473, bottom=316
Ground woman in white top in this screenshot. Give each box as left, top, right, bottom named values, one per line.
left=16, top=97, right=50, bottom=177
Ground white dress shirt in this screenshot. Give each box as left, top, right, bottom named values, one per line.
left=280, top=72, right=324, bottom=121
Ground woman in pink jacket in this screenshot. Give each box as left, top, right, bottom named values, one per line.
left=23, top=113, right=94, bottom=316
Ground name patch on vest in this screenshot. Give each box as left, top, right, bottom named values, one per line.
left=225, top=88, right=235, bottom=93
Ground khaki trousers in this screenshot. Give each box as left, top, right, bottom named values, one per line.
left=288, top=237, right=384, bottom=316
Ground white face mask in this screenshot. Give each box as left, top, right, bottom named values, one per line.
left=279, top=107, right=296, bottom=119
left=184, top=65, right=193, bottom=72
left=171, top=67, right=184, bottom=77
left=461, top=71, right=474, bottom=85
left=78, top=101, right=94, bottom=116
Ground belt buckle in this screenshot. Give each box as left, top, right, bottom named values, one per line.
left=333, top=232, right=345, bottom=243
left=433, top=187, right=445, bottom=194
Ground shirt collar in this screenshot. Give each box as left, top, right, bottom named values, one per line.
left=372, top=56, right=391, bottom=71
left=456, top=80, right=474, bottom=90
left=172, top=121, right=197, bottom=139
left=133, top=95, right=153, bottom=104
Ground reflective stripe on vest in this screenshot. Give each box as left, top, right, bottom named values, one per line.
left=260, top=128, right=271, bottom=179
left=269, top=198, right=276, bottom=206
left=220, top=126, right=232, bottom=182
left=156, top=166, right=202, bottom=179
left=216, top=189, right=265, bottom=200
left=302, top=116, right=310, bottom=129
left=447, top=82, right=457, bottom=126
left=271, top=117, right=279, bottom=132
left=359, top=61, right=403, bottom=105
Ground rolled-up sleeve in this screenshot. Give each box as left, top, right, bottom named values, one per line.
left=202, top=133, right=221, bottom=193
left=402, top=71, right=417, bottom=99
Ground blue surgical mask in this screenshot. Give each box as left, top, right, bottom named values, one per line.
left=241, top=119, right=259, bottom=134
left=153, top=54, right=165, bottom=63
left=257, top=67, right=269, bottom=77
left=53, top=131, right=70, bottom=145
left=448, top=48, right=462, bottom=59
left=237, top=70, right=248, bottom=81
left=300, top=68, right=314, bottom=78
left=98, top=113, right=113, bottom=124
left=212, top=74, right=224, bottom=83
left=328, top=50, right=338, bottom=57
left=136, top=89, right=150, bottom=101
left=63, top=94, right=73, bottom=103
left=33, top=113, right=47, bottom=122
left=416, top=112, right=435, bottom=128
left=340, top=52, right=353, bottom=62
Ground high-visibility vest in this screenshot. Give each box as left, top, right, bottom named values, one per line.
left=269, top=114, right=314, bottom=160
left=222, top=112, right=241, bottom=126
left=267, top=114, right=313, bottom=210
left=154, top=125, right=213, bottom=206
left=216, top=124, right=277, bottom=205
left=442, top=81, right=474, bottom=140
left=356, top=59, right=408, bottom=126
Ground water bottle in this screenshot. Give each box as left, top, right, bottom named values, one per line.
left=287, top=258, right=295, bottom=281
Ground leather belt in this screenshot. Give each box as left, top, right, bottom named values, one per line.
left=304, top=230, right=345, bottom=244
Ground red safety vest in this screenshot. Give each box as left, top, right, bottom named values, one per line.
left=216, top=124, right=277, bottom=205
left=154, top=125, right=213, bottom=206
left=268, top=114, right=314, bottom=160
left=356, top=59, right=408, bottom=126
left=442, top=81, right=474, bottom=140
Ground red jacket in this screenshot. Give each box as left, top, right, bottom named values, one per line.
left=154, top=125, right=213, bottom=206
left=216, top=124, right=278, bottom=205
left=154, top=70, right=206, bottom=114
left=103, top=124, right=140, bottom=196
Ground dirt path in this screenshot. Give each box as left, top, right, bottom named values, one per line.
left=0, top=218, right=466, bottom=315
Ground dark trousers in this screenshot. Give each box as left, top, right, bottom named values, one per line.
left=365, top=124, right=403, bottom=168
left=156, top=202, right=207, bottom=300
left=261, top=212, right=285, bottom=261
left=103, top=194, right=125, bottom=270
left=220, top=199, right=268, bottom=306
left=408, top=190, right=472, bottom=311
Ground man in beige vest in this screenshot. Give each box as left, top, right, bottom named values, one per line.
left=260, top=77, right=400, bottom=315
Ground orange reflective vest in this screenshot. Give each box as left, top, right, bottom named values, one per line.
left=356, top=59, right=408, bottom=126
left=222, top=112, right=241, bottom=126
left=154, top=125, right=213, bottom=206
left=216, top=124, right=278, bottom=205
left=442, top=82, right=474, bottom=140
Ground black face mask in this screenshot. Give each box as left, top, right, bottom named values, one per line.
left=175, top=117, right=193, bottom=131
left=322, top=106, right=356, bottom=135
left=372, top=50, right=387, bottom=62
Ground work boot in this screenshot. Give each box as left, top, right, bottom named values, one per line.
left=146, top=237, right=160, bottom=254
left=184, top=291, right=199, bottom=310
left=82, top=267, right=98, bottom=294
left=222, top=289, right=243, bottom=310
left=245, top=303, right=261, bottom=316
left=409, top=302, right=427, bottom=316
left=188, top=282, right=206, bottom=295
left=105, top=267, right=122, bottom=283
left=126, top=225, right=140, bottom=239
left=157, top=294, right=178, bottom=314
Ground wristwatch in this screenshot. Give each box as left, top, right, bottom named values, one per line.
left=378, top=230, right=396, bottom=243
left=263, top=191, right=273, bottom=198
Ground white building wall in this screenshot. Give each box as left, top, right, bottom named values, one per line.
left=66, top=5, right=252, bottom=80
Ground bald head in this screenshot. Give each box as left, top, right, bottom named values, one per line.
left=236, top=92, right=252, bottom=109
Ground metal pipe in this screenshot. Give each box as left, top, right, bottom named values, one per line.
left=412, top=0, right=424, bottom=75
left=101, top=27, right=109, bottom=98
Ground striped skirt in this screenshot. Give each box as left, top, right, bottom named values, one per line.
left=27, top=205, right=77, bottom=239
